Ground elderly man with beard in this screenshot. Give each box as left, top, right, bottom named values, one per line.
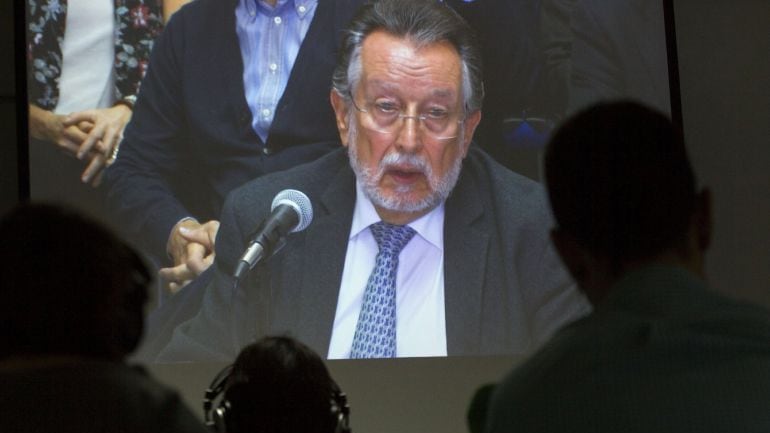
left=158, top=0, right=589, bottom=362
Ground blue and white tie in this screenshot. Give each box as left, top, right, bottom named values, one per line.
left=349, top=221, right=416, bottom=358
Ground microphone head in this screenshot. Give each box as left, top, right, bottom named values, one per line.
left=271, top=189, right=313, bottom=233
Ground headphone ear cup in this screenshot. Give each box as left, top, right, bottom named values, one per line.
left=212, top=399, right=231, bottom=433
left=330, top=384, right=351, bottom=433
left=203, top=365, right=234, bottom=432
left=215, top=380, right=256, bottom=433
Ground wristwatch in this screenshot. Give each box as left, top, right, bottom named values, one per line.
left=115, top=94, right=138, bottom=109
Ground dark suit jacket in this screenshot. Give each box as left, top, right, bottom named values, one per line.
left=158, top=147, right=590, bottom=361
left=445, top=0, right=542, bottom=159
left=105, top=0, right=364, bottom=261
left=568, top=0, right=671, bottom=114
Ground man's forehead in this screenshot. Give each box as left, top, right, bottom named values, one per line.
left=359, top=30, right=461, bottom=66
left=363, top=78, right=457, bottom=98
left=358, top=31, right=463, bottom=92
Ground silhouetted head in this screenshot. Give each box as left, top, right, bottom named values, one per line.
left=545, top=101, right=711, bottom=304
left=0, top=203, right=150, bottom=361
left=221, top=336, right=348, bottom=433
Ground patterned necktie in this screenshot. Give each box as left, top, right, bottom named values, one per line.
left=349, top=221, right=417, bottom=358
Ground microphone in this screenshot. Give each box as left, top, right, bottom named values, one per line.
left=232, top=189, right=313, bottom=284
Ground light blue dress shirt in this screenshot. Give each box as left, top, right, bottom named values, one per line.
left=235, top=0, right=318, bottom=143
left=328, top=182, right=448, bottom=359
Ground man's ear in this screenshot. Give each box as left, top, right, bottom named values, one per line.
left=330, top=90, right=351, bottom=147
left=551, top=228, right=588, bottom=285
left=460, top=110, right=482, bottom=157
left=551, top=228, right=613, bottom=306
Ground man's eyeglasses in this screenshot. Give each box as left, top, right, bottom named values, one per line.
left=349, top=91, right=465, bottom=140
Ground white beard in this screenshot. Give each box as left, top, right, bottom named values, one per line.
left=346, top=119, right=464, bottom=214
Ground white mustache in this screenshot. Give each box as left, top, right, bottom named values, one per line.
left=378, top=152, right=433, bottom=179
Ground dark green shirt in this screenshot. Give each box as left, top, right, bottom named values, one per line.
left=486, top=265, right=770, bottom=433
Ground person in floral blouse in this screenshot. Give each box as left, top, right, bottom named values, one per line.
left=26, top=0, right=163, bottom=188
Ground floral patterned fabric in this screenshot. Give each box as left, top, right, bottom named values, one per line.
left=27, top=0, right=164, bottom=110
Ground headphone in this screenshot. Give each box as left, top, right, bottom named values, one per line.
left=203, top=364, right=351, bottom=433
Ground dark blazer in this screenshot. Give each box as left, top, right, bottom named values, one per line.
left=446, top=0, right=542, bottom=160
left=568, top=0, right=671, bottom=114
left=105, top=0, right=364, bottom=260
left=158, top=147, right=590, bottom=362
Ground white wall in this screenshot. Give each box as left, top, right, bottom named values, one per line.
left=674, top=0, right=770, bottom=308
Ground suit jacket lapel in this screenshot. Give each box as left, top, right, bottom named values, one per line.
left=293, top=161, right=355, bottom=354
left=443, top=167, right=489, bottom=355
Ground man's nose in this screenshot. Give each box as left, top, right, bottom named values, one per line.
left=395, top=115, right=423, bottom=153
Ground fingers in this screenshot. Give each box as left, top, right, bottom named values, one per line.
left=91, top=170, right=105, bottom=187
left=159, top=263, right=195, bottom=282
left=179, top=220, right=220, bottom=249
left=62, top=124, right=90, bottom=144
left=65, top=111, right=101, bottom=159
left=186, top=247, right=215, bottom=275
left=55, top=136, right=81, bottom=154
left=67, top=108, right=128, bottom=160
left=77, top=120, right=94, bottom=133
left=179, top=226, right=214, bottom=249
left=161, top=218, right=218, bottom=296
left=183, top=241, right=217, bottom=276
left=80, top=153, right=109, bottom=185
left=166, top=280, right=191, bottom=295
left=203, top=220, right=221, bottom=239
left=168, top=220, right=202, bottom=264
left=55, top=123, right=85, bottom=155
left=58, top=127, right=86, bottom=155
left=158, top=243, right=214, bottom=295
left=167, top=219, right=219, bottom=271
left=63, top=110, right=95, bottom=127
left=78, top=126, right=121, bottom=185
left=163, top=221, right=218, bottom=280
left=77, top=122, right=106, bottom=159
left=101, top=124, right=122, bottom=159
left=158, top=264, right=195, bottom=295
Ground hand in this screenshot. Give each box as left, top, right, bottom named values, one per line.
left=64, top=105, right=133, bottom=185
left=28, top=105, right=91, bottom=155
left=159, top=219, right=220, bottom=294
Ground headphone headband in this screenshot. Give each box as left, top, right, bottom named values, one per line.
left=202, top=364, right=351, bottom=433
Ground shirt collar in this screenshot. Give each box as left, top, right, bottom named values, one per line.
left=601, top=264, right=710, bottom=317
left=242, top=0, right=315, bottom=18
left=350, top=181, right=445, bottom=250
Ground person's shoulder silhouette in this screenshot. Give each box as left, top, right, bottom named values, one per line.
left=484, top=101, right=770, bottom=433
left=0, top=203, right=208, bottom=433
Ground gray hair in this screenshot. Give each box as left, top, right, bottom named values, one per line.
left=331, top=0, right=484, bottom=114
